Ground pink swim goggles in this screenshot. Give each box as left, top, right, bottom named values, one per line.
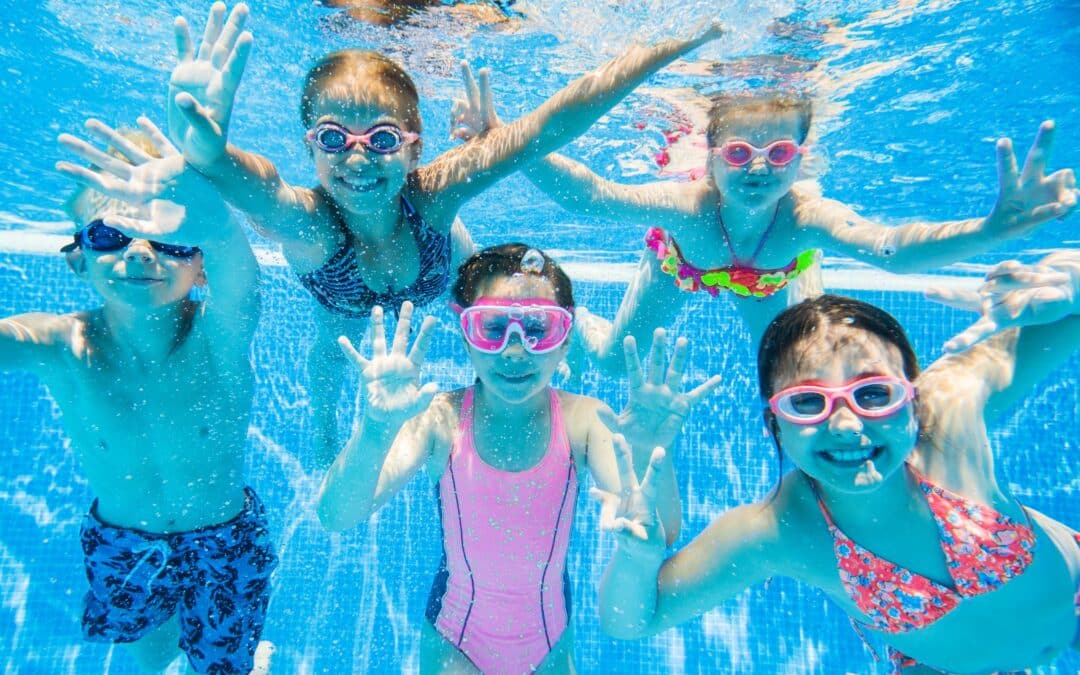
left=306, top=122, right=419, bottom=154
left=769, top=375, right=915, bottom=425
left=713, top=139, right=804, bottom=167
left=452, top=297, right=573, bottom=354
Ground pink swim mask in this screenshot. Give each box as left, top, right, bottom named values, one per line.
left=713, top=139, right=803, bottom=167
left=452, top=297, right=573, bottom=354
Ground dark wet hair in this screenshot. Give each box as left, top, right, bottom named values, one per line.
left=705, top=90, right=813, bottom=147
left=758, top=294, right=920, bottom=402
left=451, top=243, right=575, bottom=310
left=299, top=49, right=422, bottom=134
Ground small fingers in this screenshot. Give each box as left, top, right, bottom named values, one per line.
left=392, top=301, right=415, bottom=354
left=995, top=137, right=1019, bottom=191
left=622, top=335, right=645, bottom=391
left=337, top=335, right=371, bottom=370
left=197, top=2, right=227, bottom=62
left=369, top=305, right=388, bottom=357
left=684, top=374, right=722, bottom=407
left=221, top=32, right=253, bottom=93
left=478, top=67, right=495, bottom=121
left=211, top=2, right=249, bottom=70
left=84, top=119, right=151, bottom=165
left=1020, top=120, right=1055, bottom=183
left=611, top=434, right=640, bottom=494
left=408, top=315, right=438, bottom=366
left=174, top=16, right=194, bottom=61
left=460, top=60, right=480, bottom=112
left=943, top=316, right=999, bottom=354
left=664, top=335, right=689, bottom=389
left=57, top=133, right=133, bottom=181
left=637, top=447, right=666, bottom=505
left=924, top=286, right=982, bottom=312
left=646, top=328, right=667, bottom=386
left=135, top=116, right=177, bottom=157
left=55, top=160, right=110, bottom=192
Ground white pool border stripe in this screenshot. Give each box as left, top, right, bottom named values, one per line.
left=0, top=230, right=985, bottom=291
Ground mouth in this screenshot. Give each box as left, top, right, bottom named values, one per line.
left=818, top=445, right=884, bottom=468
left=118, top=277, right=163, bottom=286
left=496, top=372, right=534, bottom=384
left=336, top=175, right=383, bottom=193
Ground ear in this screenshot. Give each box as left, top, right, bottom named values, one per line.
left=193, top=255, right=209, bottom=288
left=763, top=408, right=781, bottom=443
left=64, top=249, right=87, bottom=277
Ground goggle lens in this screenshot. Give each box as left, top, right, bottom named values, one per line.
left=770, top=376, right=914, bottom=425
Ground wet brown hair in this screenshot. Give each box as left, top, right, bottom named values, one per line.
left=299, top=50, right=422, bottom=134
left=705, top=91, right=813, bottom=147
left=452, top=243, right=575, bottom=311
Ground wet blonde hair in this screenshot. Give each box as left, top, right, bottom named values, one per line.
left=705, top=91, right=813, bottom=147
left=300, top=50, right=422, bottom=134
left=65, top=129, right=161, bottom=227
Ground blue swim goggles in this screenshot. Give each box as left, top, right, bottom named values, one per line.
left=62, top=220, right=201, bottom=259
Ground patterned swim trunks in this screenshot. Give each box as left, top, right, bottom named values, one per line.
left=80, top=487, right=278, bottom=674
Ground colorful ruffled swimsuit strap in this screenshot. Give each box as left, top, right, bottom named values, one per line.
left=805, top=467, right=1038, bottom=670
left=645, top=202, right=815, bottom=299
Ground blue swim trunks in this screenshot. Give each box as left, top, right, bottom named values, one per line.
left=80, top=487, right=278, bottom=674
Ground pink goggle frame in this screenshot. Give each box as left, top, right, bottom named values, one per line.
left=451, top=297, right=573, bottom=354
left=769, top=375, right=915, bottom=425
left=712, top=139, right=805, bottom=167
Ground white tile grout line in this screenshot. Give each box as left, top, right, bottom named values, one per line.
left=0, top=231, right=988, bottom=291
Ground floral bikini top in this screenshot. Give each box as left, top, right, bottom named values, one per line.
left=644, top=201, right=815, bottom=299
left=808, top=467, right=1036, bottom=635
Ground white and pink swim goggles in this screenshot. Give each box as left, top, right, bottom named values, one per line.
left=712, top=139, right=804, bottom=167
left=452, top=297, right=573, bottom=354
left=768, top=375, right=915, bottom=425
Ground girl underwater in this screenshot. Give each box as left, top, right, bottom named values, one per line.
left=317, top=243, right=720, bottom=672
left=593, top=250, right=1080, bottom=673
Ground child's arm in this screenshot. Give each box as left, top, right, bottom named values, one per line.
left=166, top=3, right=325, bottom=260
left=924, top=250, right=1080, bottom=419
left=415, top=26, right=723, bottom=223
left=588, top=329, right=721, bottom=544
left=801, top=122, right=1078, bottom=272
left=448, top=62, right=693, bottom=226
left=316, top=302, right=442, bottom=531
left=56, top=117, right=261, bottom=339
left=591, top=441, right=777, bottom=638
left=0, top=314, right=71, bottom=376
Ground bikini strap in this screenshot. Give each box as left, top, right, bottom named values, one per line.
left=716, top=201, right=783, bottom=266
left=802, top=473, right=838, bottom=529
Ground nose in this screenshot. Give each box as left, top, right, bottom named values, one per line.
left=747, top=155, right=770, bottom=174
left=827, top=401, right=863, bottom=438
left=123, top=239, right=156, bottom=263
left=343, top=148, right=373, bottom=166
left=500, top=333, right=528, bottom=358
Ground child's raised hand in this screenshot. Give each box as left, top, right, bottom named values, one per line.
left=338, top=302, right=439, bottom=424
left=449, top=61, right=500, bottom=142
left=934, top=257, right=1078, bottom=353
left=600, top=328, right=721, bottom=454
left=168, top=2, right=253, bottom=170
left=55, top=117, right=222, bottom=241
left=590, top=437, right=667, bottom=553
left=984, top=121, right=1079, bottom=239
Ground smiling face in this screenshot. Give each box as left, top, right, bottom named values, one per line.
left=463, top=274, right=571, bottom=405
left=708, top=109, right=805, bottom=206
left=768, top=322, right=919, bottom=492
left=308, top=91, right=421, bottom=214
left=71, top=235, right=205, bottom=311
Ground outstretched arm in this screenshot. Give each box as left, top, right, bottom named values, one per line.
left=592, top=441, right=777, bottom=638
left=417, top=26, right=723, bottom=221
left=449, top=62, right=694, bottom=225
left=56, top=116, right=260, bottom=339
left=167, top=2, right=323, bottom=253
left=801, top=122, right=1078, bottom=272
left=317, top=302, right=443, bottom=531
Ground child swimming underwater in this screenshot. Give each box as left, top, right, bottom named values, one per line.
left=592, top=251, right=1080, bottom=672
left=0, top=118, right=277, bottom=673
left=454, top=81, right=1079, bottom=374
left=164, top=2, right=721, bottom=464
left=316, top=244, right=720, bottom=672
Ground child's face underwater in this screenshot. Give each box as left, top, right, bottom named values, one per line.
left=768, top=324, right=919, bottom=493
left=308, top=94, right=420, bottom=214
left=72, top=222, right=206, bottom=310
left=464, top=275, right=571, bottom=405
left=710, top=110, right=804, bottom=206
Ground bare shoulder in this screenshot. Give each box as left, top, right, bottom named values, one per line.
left=762, top=471, right=832, bottom=575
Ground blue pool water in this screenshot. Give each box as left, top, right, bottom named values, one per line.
left=2, top=0, right=1079, bottom=672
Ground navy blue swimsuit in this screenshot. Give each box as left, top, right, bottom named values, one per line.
left=299, top=197, right=451, bottom=319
